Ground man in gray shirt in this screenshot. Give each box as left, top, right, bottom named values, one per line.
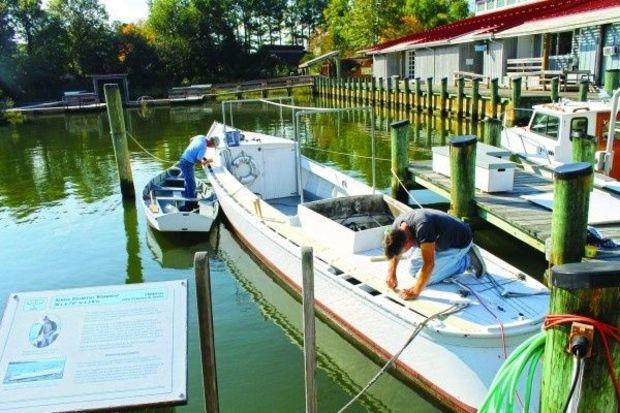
left=383, top=208, right=478, bottom=300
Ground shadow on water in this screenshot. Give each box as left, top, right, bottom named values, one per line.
left=123, top=200, right=144, bottom=284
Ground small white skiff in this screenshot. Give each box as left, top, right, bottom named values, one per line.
left=142, top=166, right=219, bottom=232
left=204, top=121, right=549, bottom=412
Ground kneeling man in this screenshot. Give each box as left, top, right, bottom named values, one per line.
left=383, top=208, right=478, bottom=300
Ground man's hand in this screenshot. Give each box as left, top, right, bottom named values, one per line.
left=201, top=157, right=213, bottom=166
left=399, top=286, right=421, bottom=300
left=386, top=256, right=399, bottom=290
left=386, top=274, right=397, bottom=290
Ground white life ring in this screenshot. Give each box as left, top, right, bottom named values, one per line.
left=231, top=154, right=260, bottom=185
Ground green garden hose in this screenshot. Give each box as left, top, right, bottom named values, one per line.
left=479, top=331, right=547, bottom=413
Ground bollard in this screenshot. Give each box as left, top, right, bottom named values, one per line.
left=551, top=77, right=560, bottom=102
left=194, top=252, right=220, bottom=413
left=472, top=78, right=480, bottom=121
left=371, top=77, right=377, bottom=104
left=104, top=84, right=135, bottom=200
left=456, top=77, right=465, bottom=118
left=572, top=134, right=596, bottom=191
left=378, top=77, right=384, bottom=106
left=301, top=246, right=317, bottom=413
left=511, top=77, right=522, bottom=126
left=426, top=77, right=433, bottom=113
left=541, top=262, right=620, bottom=413
left=483, top=117, right=502, bottom=146
left=579, top=78, right=589, bottom=102
left=386, top=77, right=393, bottom=107
left=604, top=69, right=620, bottom=96
left=390, top=120, right=411, bottom=203
left=449, top=136, right=477, bottom=218
left=415, top=78, right=422, bottom=111
left=393, top=78, right=400, bottom=108
left=491, top=78, right=499, bottom=119
left=440, top=77, right=448, bottom=114
left=550, top=163, right=592, bottom=265
left=404, top=78, right=411, bottom=108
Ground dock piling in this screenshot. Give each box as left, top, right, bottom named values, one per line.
left=511, top=77, right=522, bottom=125
left=426, top=78, right=433, bottom=113
left=103, top=83, right=135, bottom=200
left=491, top=78, right=499, bottom=119
left=456, top=77, right=465, bottom=118
left=604, top=69, right=620, bottom=96
left=415, top=78, right=422, bottom=111
left=301, top=246, right=317, bottom=413
left=550, top=163, right=592, bottom=265
left=440, top=77, right=448, bottom=114
left=541, top=262, right=620, bottom=413
left=579, top=78, right=589, bottom=102
left=390, top=120, right=411, bottom=203
left=471, top=78, right=480, bottom=121
left=449, top=135, right=477, bottom=218
left=194, top=252, right=220, bottom=413
left=483, top=117, right=502, bottom=147
left=551, top=77, right=560, bottom=102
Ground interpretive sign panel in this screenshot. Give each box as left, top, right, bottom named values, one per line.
left=0, top=280, right=187, bottom=412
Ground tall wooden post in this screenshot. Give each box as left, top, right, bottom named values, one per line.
left=491, top=78, right=499, bottom=119
left=456, top=76, right=465, bottom=118
left=604, top=69, right=620, bottom=96
left=511, top=76, right=522, bottom=126
left=415, top=78, right=422, bottom=111
left=484, top=117, right=502, bottom=147
left=440, top=77, right=448, bottom=114
left=579, top=79, right=589, bottom=102
left=550, top=163, right=592, bottom=265
left=426, top=77, right=433, bottom=113
left=449, top=135, right=477, bottom=218
left=371, top=77, right=376, bottom=105
left=472, top=78, right=480, bottom=121
left=542, top=33, right=551, bottom=71
left=386, top=77, right=393, bottom=107
left=393, top=77, right=400, bottom=108
left=542, top=262, right=620, bottom=413
left=551, top=77, right=560, bottom=102
left=301, top=246, right=317, bottom=413
left=378, top=77, right=384, bottom=106
left=404, top=78, right=411, bottom=108
left=194, top=252, right=220, bottom=413
left=390, top=120, right=410, bottom=203
left=104, top=84, right=135, bottom=200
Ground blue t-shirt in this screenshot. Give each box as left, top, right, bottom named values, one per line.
left=393, top=209, right=472, bottom=251
left=181, top=135, right=208, bottom=164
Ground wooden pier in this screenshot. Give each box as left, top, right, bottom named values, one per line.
left=408, top=160, right=620, bottom=262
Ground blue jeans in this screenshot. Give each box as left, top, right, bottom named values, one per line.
left=410, top=242, right=472, bottom=285
left=179, top=159, right=196, bottom=199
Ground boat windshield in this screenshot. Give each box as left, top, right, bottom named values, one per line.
left=530, top=112, right=560, bottom=140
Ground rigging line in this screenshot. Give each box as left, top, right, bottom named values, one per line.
left=337, top=302, right=467, bottom=413
left=391, top=168, right=424, bottom=209
left=126, top=132, right=177, bottom=164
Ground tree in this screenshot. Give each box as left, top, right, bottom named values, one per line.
left=323, top=0, right=349, bottom=50
left=345, top=0, right=405, bottom=50
left=405, top=0, right=470, bottom=30
left=6, top=0, right=45, bottom=55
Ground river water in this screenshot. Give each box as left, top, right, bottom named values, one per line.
left=0, top=99, right=547, bottom=412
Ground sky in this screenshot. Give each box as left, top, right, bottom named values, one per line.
left=102, top=0, right=149, bottom=23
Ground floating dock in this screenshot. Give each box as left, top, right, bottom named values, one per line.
left=409, top=160, right=620, bottom=262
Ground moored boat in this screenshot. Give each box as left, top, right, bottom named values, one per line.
left=142, top=166, right=219, bottom=232
left=203, top=118, right=549, bottom=412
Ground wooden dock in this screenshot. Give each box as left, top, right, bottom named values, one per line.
left=409, top=160, right=620, bottom=262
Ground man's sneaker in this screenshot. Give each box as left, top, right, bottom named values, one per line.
left=467, top=246, right=486, bottom=278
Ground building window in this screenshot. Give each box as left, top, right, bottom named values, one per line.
left=476, top=1, right=485, bottom=12
left=550, top=31, right=573, bottom=56
left=531, top=113, right=561, bottom=139
left=407, top=51, right=415, bottom=78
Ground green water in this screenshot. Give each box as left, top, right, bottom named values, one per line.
left=0, top=100, right=547, bottom=412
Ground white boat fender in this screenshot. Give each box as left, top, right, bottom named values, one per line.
left=231, top=153, right=260, bottom=185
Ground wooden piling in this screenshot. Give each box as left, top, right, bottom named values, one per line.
left=471, top=78, right=480, bottom=121
left=604, top=69, right=620, bottom=96
left=572, top=134, right=596, bottom=165
left=301, top=246, right=317, bottom=413
left=393, top=78, right=400, bottom=108
left=426, top=77, right=433, bottom=113
left=415, top=78, right=422, bottom=111
left=550, top=163, right=592, bottom=265
left=456, top=77, right=465, bottom=118
left=194, top=252, right=220, bottom=413
left=491, top=78, right=499, bottom=119
left=542, top=262, right=620, bottom=413
left=104, top=84, right=135, bottom=200
left=551, top=77, right=560, bottom=102
left=511, top=77, right=522, bottom=126
left=390, top=120, right=411, bottom=203
left=449, top=135, right=477, bottom=218
left=386, top=77, right=393, bottom=107
left=483, top=117, right=502, bottom=147
left=371, top=77, right=377, bottom=104
left=579, top=79, right=589, bottom=102
left=440, top=77, right=448, bottom=114
left=378, top=77, right=384, bottom=106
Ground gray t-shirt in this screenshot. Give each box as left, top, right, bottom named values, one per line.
left=393, top=209, right=472, bottom=251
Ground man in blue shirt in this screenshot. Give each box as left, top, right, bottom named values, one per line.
left=179, top=135, right=213, bottom=203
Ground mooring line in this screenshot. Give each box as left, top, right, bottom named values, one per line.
left=126, top=132, right=176, bottom=164
left=337, top=302, right=467, bottom=413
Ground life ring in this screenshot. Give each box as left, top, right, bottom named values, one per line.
left=231, top=154, right=260, bottom=185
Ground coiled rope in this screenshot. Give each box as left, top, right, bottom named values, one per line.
left=337, top=302, right=467, bottom=412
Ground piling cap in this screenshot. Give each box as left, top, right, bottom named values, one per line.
left=390, top=120, right=410, bottom=129
left=551, top=262, right=620, bottom=290
left=554, top=162, right=592, bottom=180
left=450, top=135, right=477, bottom=148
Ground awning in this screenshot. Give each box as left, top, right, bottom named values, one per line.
left=298, top=51, right=340, bottom=69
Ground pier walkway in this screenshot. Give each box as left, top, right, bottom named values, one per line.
left=409, top=161, right=620, bottom=262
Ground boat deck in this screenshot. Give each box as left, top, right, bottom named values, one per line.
left=409, top=160, right=620, bottom=262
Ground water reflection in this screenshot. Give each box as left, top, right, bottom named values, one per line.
left=123, top=200, right=143, bottom=284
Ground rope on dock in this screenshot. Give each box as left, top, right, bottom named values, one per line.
left=126, top=132, right=176, bottom=164
left=337, top=302, right=467, bottom=413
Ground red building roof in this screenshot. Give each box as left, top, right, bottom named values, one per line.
left=368, top=0, right=619, bottom=53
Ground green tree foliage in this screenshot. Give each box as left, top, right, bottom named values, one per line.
left=405, top=0, right=470, bottom=30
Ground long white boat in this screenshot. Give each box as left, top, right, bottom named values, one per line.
left=204, top=120, right=549, bottom=412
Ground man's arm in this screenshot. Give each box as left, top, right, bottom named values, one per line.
left=400, top=242, right=435, bottom=300
left=386, top=256, right=399, bottom=290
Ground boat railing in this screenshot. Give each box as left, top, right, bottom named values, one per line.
left=503, top=127, right=554, bottom=166
left=219, top=97, right=378, bottom=203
